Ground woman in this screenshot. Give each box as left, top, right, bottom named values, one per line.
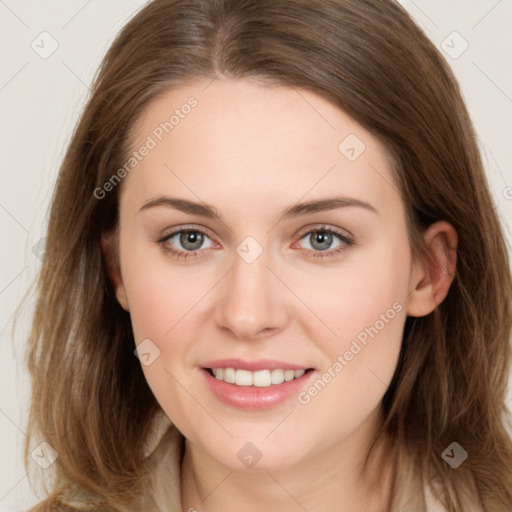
left=24, top=0, right=512, bottom=510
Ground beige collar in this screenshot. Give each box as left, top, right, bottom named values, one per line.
left=143, top=412, right=461, bottom=512
left=61, top=410, right=479, bottom=511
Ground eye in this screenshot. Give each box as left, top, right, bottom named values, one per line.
left=157, top=227, right=215, bottom=260
left=293, top=225, right=355, bottom=259
left=157, top=224, right=355, bottom=261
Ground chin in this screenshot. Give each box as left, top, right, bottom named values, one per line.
left=200, top=436, right=310, bottom=473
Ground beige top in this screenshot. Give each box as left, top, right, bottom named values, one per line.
left=137, top=413, right=482, bottom=512
left=63, top=412, right=483, bottom=511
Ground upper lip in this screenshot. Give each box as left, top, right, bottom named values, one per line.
left=202, top=358, right=312, bottom=371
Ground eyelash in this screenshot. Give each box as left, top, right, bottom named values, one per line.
left=156, top=224, right=355, bottom=261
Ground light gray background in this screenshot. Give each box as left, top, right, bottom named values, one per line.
left=1, top=0, right=511, bottom=510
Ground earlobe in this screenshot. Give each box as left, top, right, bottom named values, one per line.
left=406, top=221, right=458, bottom=318
left=101, top=231, right=130, bottom=312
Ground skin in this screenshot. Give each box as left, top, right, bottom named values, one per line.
left=106, top=78, right=458, bottom=512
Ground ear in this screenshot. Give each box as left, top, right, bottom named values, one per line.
left=101, top=230, right=130, bottom=311
left=406, top=221, right=458, bottom=317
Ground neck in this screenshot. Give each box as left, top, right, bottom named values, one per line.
left=180, top=409, right=395, bottom=512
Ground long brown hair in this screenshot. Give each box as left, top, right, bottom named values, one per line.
left=23, top=0, right=512, bottom=510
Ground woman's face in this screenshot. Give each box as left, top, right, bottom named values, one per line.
left=113, top=78, right=420, bottom=471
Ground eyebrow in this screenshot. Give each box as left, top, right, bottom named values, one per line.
left=139, top=195, right=378, bottom=220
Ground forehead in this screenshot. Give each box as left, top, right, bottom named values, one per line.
left=122, top=78, right=401, bottom=217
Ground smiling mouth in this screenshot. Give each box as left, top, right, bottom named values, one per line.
left=205, top=367, right=314, bottom=387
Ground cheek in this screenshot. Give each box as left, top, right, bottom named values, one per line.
left=120, top=235, right=204, bottom=342
left=295, top=232, right=410, bottom=407
left=120, top=246, right=204, bottom=413
left=292, top=230, right=411, bottom=346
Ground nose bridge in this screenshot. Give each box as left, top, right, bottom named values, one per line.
left=214, top=239, right=288, bottom=340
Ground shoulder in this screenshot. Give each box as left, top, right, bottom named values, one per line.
left=143, top=423, right=185, bottom=511
left=24, top=413, right=178, bottom=512
left=423, top=482, right=450, bottom=512
left=389, top=450, right=484, bottom=512
left=424, top=478, right=484, bottom=512
left=25, top=498, right=93, bottom=512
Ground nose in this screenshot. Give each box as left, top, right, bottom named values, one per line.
left=214, top=245, right=290, bottom=341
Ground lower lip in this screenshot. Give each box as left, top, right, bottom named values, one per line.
left=201, top=368, right=315, bottom=410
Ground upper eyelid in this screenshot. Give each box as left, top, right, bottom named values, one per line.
left=159, top=224, right=215, bottom=239
left=295, top=224, right=353, bottom=240
left=160, top=224, right=353, bottom=246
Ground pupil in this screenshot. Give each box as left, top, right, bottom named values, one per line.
left=312, top=232, right=332, bottom=251
left=181, top=231, right=203, bottom=250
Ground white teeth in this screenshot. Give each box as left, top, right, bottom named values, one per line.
left=284, top=369, right=295, bottom=382
left=235, top=369, right=253, bottom=386
left=223, top=367, right=236, bottom=383
left=253, top=370, right=271, bottom=387
left=271, top=369, right=285, bottom=385
left=211, top=367, right=308, bottom=387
